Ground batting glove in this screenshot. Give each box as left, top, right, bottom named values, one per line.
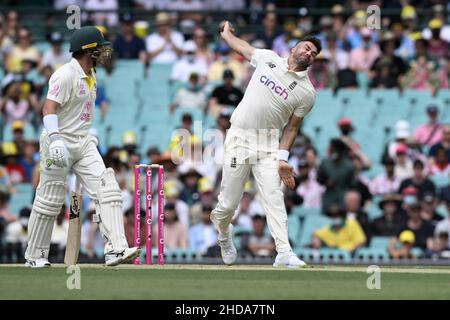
left=48, top=134, right=70, bottom=168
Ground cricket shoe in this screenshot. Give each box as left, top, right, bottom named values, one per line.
left=218, top=226, right=237, bottom=265
left=25, top=258, right=51, bottom=268
left=273, top=250, right=307, bottom=269
left=105, top=247, right=141, bottom=267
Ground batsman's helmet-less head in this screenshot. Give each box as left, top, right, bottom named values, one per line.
left=69, top=26, right=111, bottom=53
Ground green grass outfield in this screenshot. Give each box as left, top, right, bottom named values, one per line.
left=1, top=264, right=450, bottom=300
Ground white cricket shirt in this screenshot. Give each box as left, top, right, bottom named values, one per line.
left=230, top=49, right=315, bottom=130
left=46, top=58, right=96, bottom=137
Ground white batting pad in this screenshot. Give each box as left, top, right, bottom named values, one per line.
left=95, top=168, right=128, bottom=253
left=25, top=181, right=66, bottom=260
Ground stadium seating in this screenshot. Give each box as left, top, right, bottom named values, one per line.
left=9, top=183, right=34, bottom=215
left=297, top=214, right=332, bottom=248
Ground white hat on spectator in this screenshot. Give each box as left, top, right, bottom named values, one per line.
left=183, top=40, right=197, bottom=53
left=395, top=120, right=410, bottom=139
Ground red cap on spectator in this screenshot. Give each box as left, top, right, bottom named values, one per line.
left=338, top=117, right=352, bottom=126
left=402, top=186, right=418, bottom=196
left=396, top=143, right=408, bottom=154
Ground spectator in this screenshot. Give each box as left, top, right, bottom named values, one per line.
left=393, top=22, right=415, bottom=61
left=85, top=0, right=119, bottom=27
left=370, top=158, right=402, bottom=196
left=170, top=40, right=208, bottom=84
left=208, top=69, right=243, bottom=117
left=146, top=146, right=161, bottom=165
left=420, top=192, right=444, bottom=228
left=189, top=205, right=217, bottom=256
left=4, top=11, right=20, bottom=42
left=40, top=31, right=71, bottom=71
left=4, top=206, right=30, bottom=263
left=425, top=19, right=449, bottom=61
left=161, top=203, right=188, bottom=250
left=371, top=193, right=405, bottom=237
left=338, top=117, right=362, bottom=154
left=80, top=204, right=103, bottom=261
left=433, top=201, right=450, bottom=249
left=383, top=120, right=411, bottom=162
left=192, top=26, right=214, bottom=66
left=169, top=72, right=207, bottom=113
left=232, top=191, right=254, bottom=230
left=312, top=204, right=366, bottom=253
left=95, top=80, right=109, bottom=123
left=179, top=167, right=202, bottom=206
left=0, top=14, right=14, bottom=63
left=322, top=32, right=357, bottom=90
left=428, top=146, right=450, bottom=179
left=190, top=177, right=217, bottom=226
left=113, top=13, right=147, bottom=61
left=254, top=12, right=279, bottom=49
left=351, top=155, right=372, bottom=207
left=428, top=125, right=450, bottom=164
left=388, top=230, right=417, bottom=259
left=208, top=43, right=244, bottom=85
left=369, top=32, right=407, bottom=89
left=394, top=143, right=414, bottom=181
left=146, top=12, right=184, bottom=64
left=245, top=214, right=276, bottom=257
left=437, top=58, right=450, bottom=89
left=344, top=190, right=371, bottom=243
left=427, top=231, right=450, bottom=259
left=5, top=27, right=40, bottom=73
left=398, top=159, right=436, bottom=199
left=317, top=139, right=355, bottom=214
left=295, top=159, right=324, bottom=209
left=308, top=53, right=333, bottom=90
left=164, top=180, right=189, bottom=227
left=0, top=79, right=31, bottom=124
left=11, top=120, right=26, bottom=156
left=399, top=202, right=434, bottom=250
left=349, top=27, right=381, bottom=73
left=401, top=54, right=437, bottom=91
left=414, top=104, right=443, bottom=149
left=0, top=188, right=16, bottom=223
left=2, top=142, right=25, bottom=184
left=321, top=32, right=349, bottom=73
left=18, top=140, right=37, bottom=183
left=272, top=19, right=298, bottom=58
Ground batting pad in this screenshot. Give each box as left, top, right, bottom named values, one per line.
left=96, top=168, right=128, bottom=253
left=25, top=181, right=66, bottom=260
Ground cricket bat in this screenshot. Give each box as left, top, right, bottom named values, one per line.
left=64, top=180, right=82, bottom=266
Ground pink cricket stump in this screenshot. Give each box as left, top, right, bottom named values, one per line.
left=133, top=166, right=141, bottom=265
left=157, top=166, right=165, bottom=265
left=145, top=167, right=153, bottom=265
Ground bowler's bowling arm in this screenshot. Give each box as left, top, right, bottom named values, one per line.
left=220, top=23, right=255, bottom=62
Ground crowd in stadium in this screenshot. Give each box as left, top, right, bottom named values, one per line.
left=0, top=0, right=450, bottom=263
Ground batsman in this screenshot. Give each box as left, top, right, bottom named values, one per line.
left=24, top=26, right=140, bottom=268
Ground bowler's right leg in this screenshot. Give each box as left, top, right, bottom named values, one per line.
left=211, top=141, right=250, bottom=265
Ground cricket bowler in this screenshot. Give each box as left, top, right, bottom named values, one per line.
left=24, top=26, right=140, bottom=267
left=211, top=21, right=320, bottom=268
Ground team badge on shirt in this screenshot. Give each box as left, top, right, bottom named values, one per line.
left=289, top=81, right=298, bottom=90
left=266, top=61, right=276, bottom=68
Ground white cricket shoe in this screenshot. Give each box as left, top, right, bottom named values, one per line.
left=273, top=250, right=307, bottom=268
left=25, top=258, right=51, bottom=268
left=105, top=247, right=141, bottom=267
left=218, top=226, right=237, bottom=265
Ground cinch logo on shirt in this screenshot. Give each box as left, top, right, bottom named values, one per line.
left=260, top=75, right=289, bottom=100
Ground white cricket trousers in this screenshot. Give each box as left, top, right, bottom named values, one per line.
left=211, top=125, right=291, bottom=253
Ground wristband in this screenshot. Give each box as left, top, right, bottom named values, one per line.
left=277, top=149, right=289, bottom=162
left=43, top=114, right=59, bottom=136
